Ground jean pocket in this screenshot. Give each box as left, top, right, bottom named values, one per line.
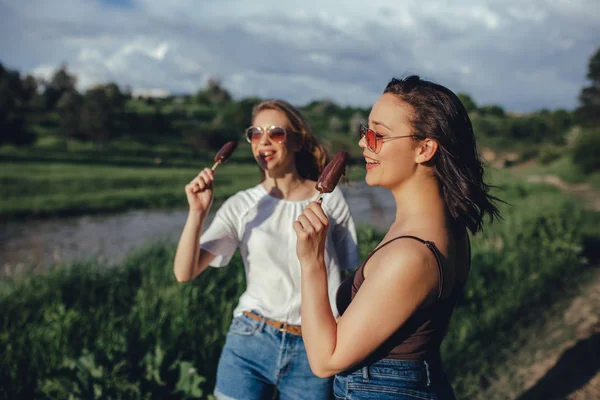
left=333, top=374, right=347, bottom=399
left=347, top=374, right=434, bottom=400
left=228, top=315, right=258, bottom=336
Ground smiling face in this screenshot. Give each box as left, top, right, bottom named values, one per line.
left=360, top=93, right=422, bottom=189
left=251, top=109, right=300, bottom=178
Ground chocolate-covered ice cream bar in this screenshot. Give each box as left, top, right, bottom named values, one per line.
left=315, top=151, right=349, bottom=201
left=192, top=141, right=238, bottom=193
left=212, top=141, right=238, bottom=169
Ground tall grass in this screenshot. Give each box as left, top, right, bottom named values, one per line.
left=0, top=245, right=246, bottom=399
left=1, top=183, right=596, bottom=399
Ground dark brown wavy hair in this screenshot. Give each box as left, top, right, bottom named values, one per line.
left=384, top=75, right=501, bottom=234
left=252, top=99, right=329, bottom=182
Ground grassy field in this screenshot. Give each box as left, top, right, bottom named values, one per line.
left=517, top=155, right=600, bottom=191
left=1, top=131, right=599, bottom=398
left=0, top=142, right=366, bottom=219
left=1, top=171, right=598, bottom=399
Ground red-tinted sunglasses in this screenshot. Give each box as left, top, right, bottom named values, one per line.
left=359, top=123, right=420, bottom=154
left=245, top=125, right=292, bottom=144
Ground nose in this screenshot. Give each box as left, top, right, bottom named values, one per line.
left=358, top=134, right=367, bottom=149
left=258, top=129, right=271, bottom=145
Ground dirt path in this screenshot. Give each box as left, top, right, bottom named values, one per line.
left=527, top=175, right=600, bottom=211
left=478, top=269, right=600, bottom=399
left=478, top=174, right=600, bottom=399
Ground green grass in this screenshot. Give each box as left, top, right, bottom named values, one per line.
left=0, top=160, right=263, bottom=219
left=1, top=180, right=597, bottom=399
left=0, top=139, right=366, bottom=219
left=443, top=197, right=592, bottom=398
left=520, top=156, right=600, bottom=191
left=0, top=157, right=366, bottom=219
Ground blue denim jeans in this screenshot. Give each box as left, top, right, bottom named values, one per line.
left=333, top=358, right=456, bottom=400
left=214, top=312, right=332, bottom=400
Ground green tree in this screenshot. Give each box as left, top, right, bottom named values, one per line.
left=102, top=82, right=128, bottom=108
left=43, top=64, right=77, bottom=109
left=212, top=97, right=258, bottom=133
left=20, top=74, right=40, bottom=106
left=79, top=84, right=127, bottom=144
left=572, top=128, right=600, bottom=173
left=56, top=91, right=84, bottom=140
left=0, top=63, right=36, bottom=146
left=328, top=115, right=343, bottom=133
left=576, top=47, right=600, bottom=125
left=457, top=93, right=477, bottom=113
left=348, top=112, right=364, bottom=137
left=549, top=109, right=573, bottom=134
left=310, top=99, right=339, bottom=115
left=478, top=105, right=505, bottom=117
left=205, top=78, right=231, bottom=106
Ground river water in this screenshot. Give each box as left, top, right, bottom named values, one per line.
left=0, top=181, right=396, bottom=276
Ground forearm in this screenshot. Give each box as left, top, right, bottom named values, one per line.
left=301, top=261, right=339, bottom=378
left=174, top=211, right=207, bottom=282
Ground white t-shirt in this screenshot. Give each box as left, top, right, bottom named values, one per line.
left=200, top=183, right=359, bottom=325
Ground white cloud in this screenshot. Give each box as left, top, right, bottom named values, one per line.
left=0, top=0, right=598, bottom=111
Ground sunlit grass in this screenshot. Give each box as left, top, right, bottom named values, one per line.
left=0, top=161, right=263, bottom=218
left=2, top=182, right=597, bottom=398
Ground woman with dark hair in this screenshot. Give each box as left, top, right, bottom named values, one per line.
left=174, top=99, right=359, bottom=399
left=294, top=76, right=500, bottom=399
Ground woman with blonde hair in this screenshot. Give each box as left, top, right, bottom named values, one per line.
left=174, top=99, right=359, bottom=399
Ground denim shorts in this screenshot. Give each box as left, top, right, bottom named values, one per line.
left=333, top=358, right=455, bottom=400
left=214, top=312, right=332, bottom=400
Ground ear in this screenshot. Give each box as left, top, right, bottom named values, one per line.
left=415, top=138, right=438, bottom=164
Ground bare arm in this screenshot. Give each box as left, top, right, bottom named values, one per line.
left=302, top=245, right=437, bottom=377
left=173, top=211, right=217, bottom=282
left=294, top=203, right=439, bottom=378
left=173, top=168, right=217, bottom=282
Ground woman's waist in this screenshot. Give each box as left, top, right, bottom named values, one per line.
left=337, top=339, right=443, bottom=377
left=338, top=355, right=446, bottom=381
left=234, top=294, right=302, bottom=325
left=338, top=357, right=442, bottom=379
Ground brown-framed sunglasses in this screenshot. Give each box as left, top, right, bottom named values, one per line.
left=245, top=125, right=294, bottom=144
left=359, top=122, right=421, bottom=154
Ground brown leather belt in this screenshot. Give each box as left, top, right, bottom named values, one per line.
left=243, top=311, right=302, bottom=336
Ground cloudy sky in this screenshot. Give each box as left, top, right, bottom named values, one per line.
left=1, top=0, right=599, bottom=111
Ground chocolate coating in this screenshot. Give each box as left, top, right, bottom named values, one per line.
left=316, top=151, right=350, bottom=193
left=214, top=141, right=238, bottom=163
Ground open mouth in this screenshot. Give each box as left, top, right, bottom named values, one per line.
left=259, top=150, right=276, bottom=162
left=365, top=157, right=380, bottom=168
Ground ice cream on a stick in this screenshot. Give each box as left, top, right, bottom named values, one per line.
left=192, top=141, right=238, bottom=193
left=315, top=150, right=350, bottom=203
left=212, top=141, right=238, bottom=170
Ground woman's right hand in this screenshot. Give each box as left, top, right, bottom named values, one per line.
left=185, top=168, right=215, bottom=213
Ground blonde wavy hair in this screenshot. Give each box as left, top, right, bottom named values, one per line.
left=252, top=99, right=329, bottom=182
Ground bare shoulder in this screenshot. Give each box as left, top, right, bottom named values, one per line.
left=364, top=238, right=439, bottom=286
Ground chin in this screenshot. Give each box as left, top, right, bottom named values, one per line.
left=366, top=175, right=397, bottom=190
left=365, top=173, right=378, bottom=187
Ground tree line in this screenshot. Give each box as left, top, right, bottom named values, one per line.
left=1, top=47, right=598, bottom=171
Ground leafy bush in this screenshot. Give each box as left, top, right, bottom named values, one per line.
left=538, top=145, right=564, bottom=165
left=572, top=128, right=600, bottom=174
left=443, top=197, right=586, bottom=398
left=0, top=192, right=591, bottom=399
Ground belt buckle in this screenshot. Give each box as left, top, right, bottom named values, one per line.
left=279, top=322, right=288, bottom=333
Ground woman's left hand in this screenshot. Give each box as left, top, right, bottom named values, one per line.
left=293, top=201, right=329, bottom=266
